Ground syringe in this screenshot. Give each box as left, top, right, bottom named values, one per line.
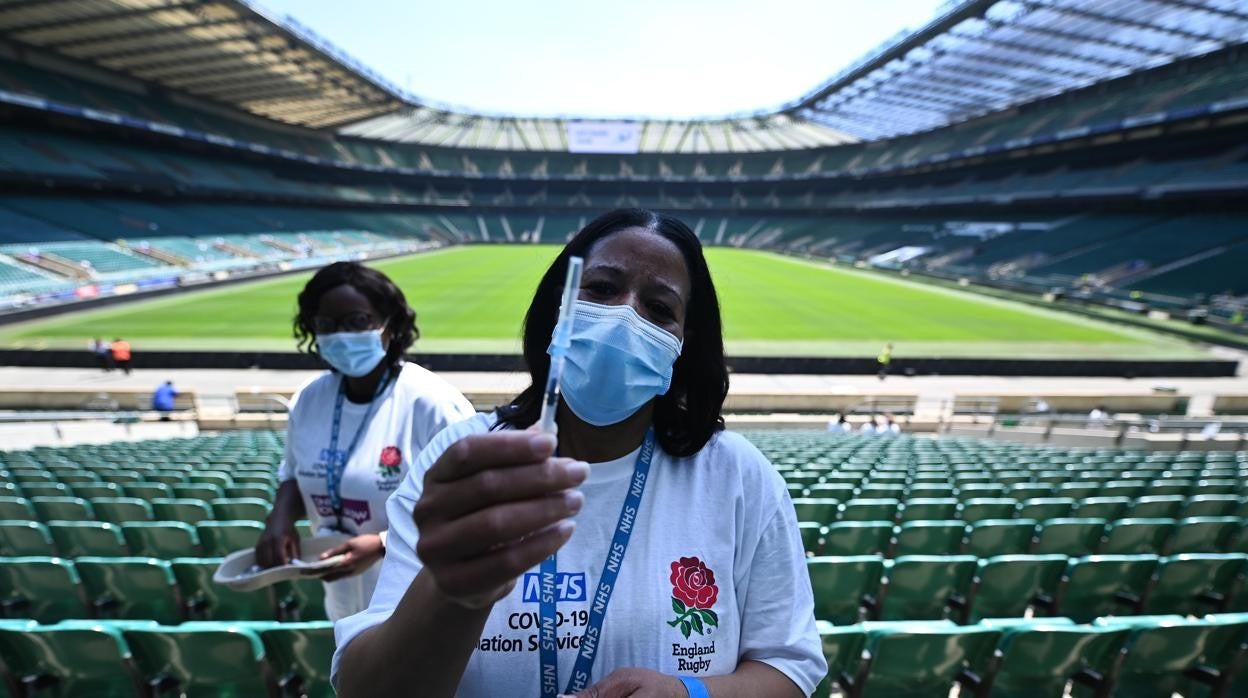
left=538, top=256, right=584, bottom=435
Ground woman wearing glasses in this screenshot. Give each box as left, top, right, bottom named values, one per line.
left=255, top=261, right=475, bottom=621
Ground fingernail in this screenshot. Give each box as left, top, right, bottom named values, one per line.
left=556, top=520, right=576, bottom=537
left=530, top=432, right=556, bottom=456
left=563, top=460, right=590, bottom=480
left=563, top=490, right=584, bottom=513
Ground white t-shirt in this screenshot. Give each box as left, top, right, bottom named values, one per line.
left=332, top=413, right=827, bottom=696
left=277, top=362, right=475, bottom=619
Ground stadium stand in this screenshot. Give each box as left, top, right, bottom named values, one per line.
left=2, top=430, right=1246, bottom=696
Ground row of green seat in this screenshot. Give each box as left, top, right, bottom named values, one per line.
left=2, top=465, right=278, bottom=487
left=801, top=516, right=1247, bottom=558
left=812, top=614, right=1248, bottom=698
left=0, top=556, right=324, bottom=625
left=809, top=552, right=1246, bottom=626
left=1, top=479, right=274, bottom=501
left=793, top=493, right=1246, bottom=525
left=0, top=519, right=268, bottom=558
left=0, top=495, right=271, bottom=523
left=0, top=619, right=333, bottom=698
left=786, top=478, right=1246, bottom=499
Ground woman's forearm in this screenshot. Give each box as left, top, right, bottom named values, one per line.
left=268, top=479, right=306, bottom=527
left=336, top=568, right=492, bottom=698
left=703, top=659, right=805, bottom=698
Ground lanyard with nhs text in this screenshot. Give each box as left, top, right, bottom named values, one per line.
left=538, top=427, right=655, bottom=698
left=324, top=369, right=390, bottom=530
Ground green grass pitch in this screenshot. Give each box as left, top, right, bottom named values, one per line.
left=0, top=246, right=1203, bottom=359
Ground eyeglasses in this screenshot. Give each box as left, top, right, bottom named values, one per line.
left=312, top=312, right=382, bottom=334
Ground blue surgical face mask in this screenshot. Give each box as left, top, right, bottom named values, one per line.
left=555, top=300, right=683, bottom=427
left=317, top=328, right=388, bottom=377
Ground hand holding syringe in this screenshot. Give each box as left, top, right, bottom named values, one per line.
left=411, top=256, right=588, bottom=610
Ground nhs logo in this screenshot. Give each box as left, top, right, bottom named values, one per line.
left=521, top=572, right=587, bottom=603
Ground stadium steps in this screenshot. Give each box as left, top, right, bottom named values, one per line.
left=116, top=241, right=187, bottom=267
left=9, top=250, right=91, bottom=280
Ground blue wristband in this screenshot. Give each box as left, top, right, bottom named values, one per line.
left=678, top=676, right=709, bottom=698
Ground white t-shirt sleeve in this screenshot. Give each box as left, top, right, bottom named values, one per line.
left=331, top=413, right=494, bottom=686
left=736, top=493, right=827, bottom=695
left=276, top=373, right=325, bottom=483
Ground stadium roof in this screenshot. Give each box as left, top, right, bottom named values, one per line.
left=0, top=0, right=406, bottom=128
left=1, top=0, right=1245, bottom=151
left=786, top=0, right=1248, bottom=140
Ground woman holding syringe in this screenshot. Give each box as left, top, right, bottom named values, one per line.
left=334, top=209, right=825, bottom=698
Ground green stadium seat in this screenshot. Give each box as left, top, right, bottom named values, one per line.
left=188, top=471, right=233, bottom=488
left=151, top=498, right=214, bottom=525
left=224, top=484, right=274, bottom=500
left=1103, top=482, right=1147, bottom=499
left=0, top=496, right=35, bottom=520
left=839, top=498, right=899, bottom=522
left=122, top=483, right=172, bottom=500
left=1181, top=494, right=1239, bottom=518
left=959, top=498, right=1017, bottom=524
left=967, top=554, right=1067, bottom=623
left=171, top=558, right=276, bottom=620
left=1100, top=518, right=1175, bottom=555
left=965, top=519, right=1037, bottom=558
left=1056, top=554, right=1157, bottom=623
left=893, top=520, right=965, bottom=556
left=0, top=620, right=146, bottom=698
left=823, top=522, right=892, bottom=556
left=171, top=483, right=223, bottom=501
left=210, top=497, right=271, bottom=521
left=1128, top=495, right=1184, bottom=518
left=275, top=578, right=328, bottom=622
left=70, top=482, right=121, bottom=500
left=1169, top=516, right=1238, bottom=553
left=957, top=484, right=1008, bottom=501
left=1073, top=496, right=1130, bottom=520
left=878, top=555, right=977, bottom=621
left=96, top=471, right=143, bottom=486
left=986, top=618, right=1129, bottom=698
left=1093, top=614, right=1248, bottom=698
left=8, top=469, right=55, bottom=484
left=1141, top=553, right=1246, bottom=616
left=792, top=498, right=839, bottom=525
left=899, top=498, right=959, bottom=522
left=144, top=470, right=187, bottom=487
left=1017, top=497, right=1074, bottom=521
left=1009, top=484, right=1054, bottom=502
left=47, top=521, right=128, bottom=557
left=120, top=522, right=200, bottom=558
left=1032, top=518, right=1107, bottom=556
left=807, top=483, right=855, bottom=500
left=1144, top=482, right=1189, bottom=498
left=844, top=623, right=1000, bottom=698
left=29, top=496, right=93, bottom=522
left=0, top=520, right=53, bottom=556
left=808, top=556, right=884, bottom=625
left=798, top=522, right=822, bottom=555
left=906, top=485, right=956, bottom=499
left=75, top=557, right=182, bottom=624
left=259, top=621, right=337, bottom=698
left=18, top=483, right=70, bottom=499
left=123, top=624, right=273, bottom=697
left=0, top=557, right=89, bottom=623
left=858, top=484, right=907, bottom=500
left=89, top=497, right=153, bottom=523
left=811, top=622, right=866, bottom=698
left=1192, top=479, right=1238, bottom=496
left=1057, top=483, right=1100, bottom=501
left=196, top=520, right=265, bottom=557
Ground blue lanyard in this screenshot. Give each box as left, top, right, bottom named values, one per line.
left=325, top=369, right=391, bottom=528
left=539, top=428, right=655, bottom=697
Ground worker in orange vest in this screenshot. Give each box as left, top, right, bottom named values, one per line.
left=110, top=338, right=132, bottom=375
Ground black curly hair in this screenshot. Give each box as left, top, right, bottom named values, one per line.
left=496, top=208, right=729, bottom=457
left=293, top=261, right=419, bottom=370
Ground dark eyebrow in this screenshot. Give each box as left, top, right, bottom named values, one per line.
left=583, top=262, right=684, bottom=307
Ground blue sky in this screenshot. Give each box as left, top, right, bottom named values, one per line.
left=255, top=0, right=948, bottom=119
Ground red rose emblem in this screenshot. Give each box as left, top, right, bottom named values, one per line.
left=670, top=556, right=718, bottom=609
left=379, top=446, right=402, bottom=468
